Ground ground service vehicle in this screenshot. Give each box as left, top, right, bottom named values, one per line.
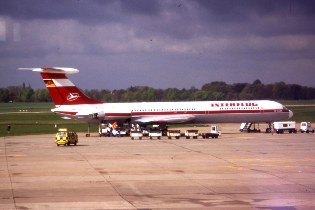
left=130, top=131, right=143, bottom=140
left=273, top=121, right=297, bottom=134
left=118, top=129, right=128, bottom=137
left=167, top=130, right=181, bottom=139
left=185, top=130, right=198, bottom=139
left=300, top=122, right=315, bottom=133
left=201, top=125, right=221, bottom=139
left=55, top=128, right=78, bottom=146
left=99, top=124, right=110, bottom=137
left=149, top=129, right=162, bottom=140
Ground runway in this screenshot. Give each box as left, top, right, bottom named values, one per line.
left=1, top=124, right=315, bottom=209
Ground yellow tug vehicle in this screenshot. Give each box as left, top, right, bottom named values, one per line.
left=55, top=128, right=78, bottom=146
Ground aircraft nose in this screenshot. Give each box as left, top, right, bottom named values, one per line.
left=289, top=110, right=294, bottom=118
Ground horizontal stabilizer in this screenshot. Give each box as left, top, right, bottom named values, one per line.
left=18, top=67, right=79, bottom=74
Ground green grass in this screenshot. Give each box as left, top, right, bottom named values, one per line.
left=280, top=100, right=315, bottom=122
left=0, top=102, right=54, bottom=113
left=0, top=101, right=314, bottom=137
left=287, top=106, right=315, bottom=122
left=0, top=102, right=98, bottom=137
left=0, top=123, right=98, bottom=137
left=281, top=100, right=315, bottom=106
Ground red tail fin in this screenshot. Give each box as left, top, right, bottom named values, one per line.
left=20, top=67, right=102, bottom=105
left=41, top=73, right=102, bottom=105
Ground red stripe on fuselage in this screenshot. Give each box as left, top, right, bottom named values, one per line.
left=126, top=109, right=289, bottom=117
left=208, top=109, right=288, bottom=115
left=131, top=111, right=204, bottom=116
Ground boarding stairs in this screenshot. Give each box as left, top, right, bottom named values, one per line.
left=241, top=122, right=261, bottom=133
left=240, top=123, right=252, bottom=132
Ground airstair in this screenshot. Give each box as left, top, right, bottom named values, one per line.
left=240, top=122, right=261, bottom=133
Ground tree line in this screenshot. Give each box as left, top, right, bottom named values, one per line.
left=1, top=80, right=314, bottom=103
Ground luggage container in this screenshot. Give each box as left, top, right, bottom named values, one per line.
left=149, top=129, right=162, bottom=140
left=130, top=130, right=143, bottom=140
left=167, top=130, right=181, bottom=139
left=273, top=121, right=297, bottom=134
left=185, top=130, right=198, bottom=139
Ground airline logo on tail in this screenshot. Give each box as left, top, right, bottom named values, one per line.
left=44, top=80, right=56, bottom=87
left=67, top=93, right=80, bottom=101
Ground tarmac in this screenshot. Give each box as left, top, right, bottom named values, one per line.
left=1, top=124, right=315, bottom=209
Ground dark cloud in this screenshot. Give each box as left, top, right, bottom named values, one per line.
left=0, top=0, right=122, bottom=24
left=197, top=0, right=315, bottom=18
left=120, top=0, right=161, bottom=16
left=0, top=0, right=162, bottom=22
left=1, top=0, right=314, bottom=38
left=0, top=0, right=315, bottom=89
left=195, top=0, right=315, bottom=37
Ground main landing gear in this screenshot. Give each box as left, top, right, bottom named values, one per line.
left=265, top=123, right=272, bottom=133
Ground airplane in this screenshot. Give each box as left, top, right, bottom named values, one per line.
left=19, top=67, right=293, bottom=132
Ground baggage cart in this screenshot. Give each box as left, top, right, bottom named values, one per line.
left=185, top=129, right=198, bottom=139
left=130, top=130, right=143, bottom=140
left=167, top=130, right=181, bottom=139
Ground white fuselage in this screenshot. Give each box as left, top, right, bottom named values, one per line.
left=52, top=100, right=293, bottom=125
left=22, top=67, right=293, bottom=126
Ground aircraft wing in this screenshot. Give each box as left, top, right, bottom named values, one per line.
left=132, top=114, right=195, bottom=124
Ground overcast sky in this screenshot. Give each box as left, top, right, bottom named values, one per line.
left=0, top=0, right=315, bottom=90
